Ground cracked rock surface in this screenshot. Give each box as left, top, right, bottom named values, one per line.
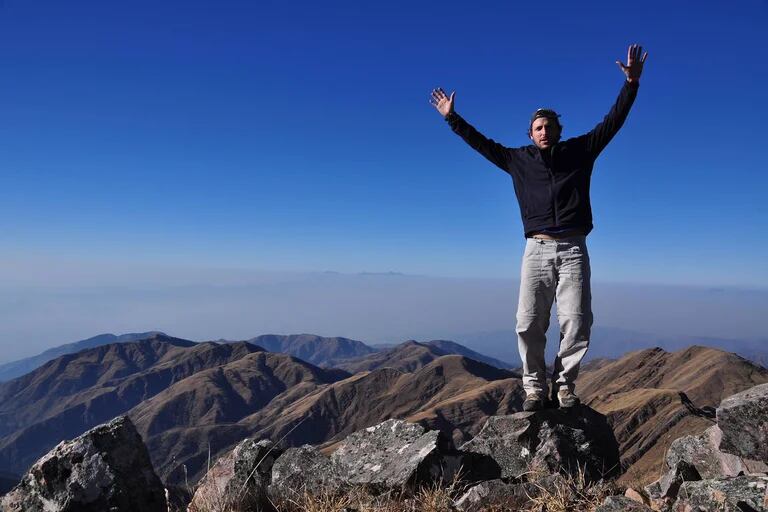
left=0, top=416, right=165, bottom=512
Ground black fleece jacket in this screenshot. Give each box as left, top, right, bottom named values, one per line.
left=445, top=80, right=639, bottom=238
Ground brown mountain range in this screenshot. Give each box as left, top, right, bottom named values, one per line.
left=0, top=335, right=276, bottom=474
left=0, top=335, right=765, bottom=489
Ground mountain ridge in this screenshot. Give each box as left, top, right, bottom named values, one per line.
left=0, top=331, right=164, bottom=382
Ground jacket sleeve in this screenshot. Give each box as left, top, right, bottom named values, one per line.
left=445, top=111, right=512, bottom=174
left=584, top=80, right=639, bottom=157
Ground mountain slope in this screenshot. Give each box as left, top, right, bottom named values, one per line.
left=0, top=332, right=163, bottom=382
left=425, top=339, right=513, bottom=369
left=333, top=340, right=451, bottom=373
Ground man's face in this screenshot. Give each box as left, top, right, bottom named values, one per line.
left=529, top=117, right=561, bottom=149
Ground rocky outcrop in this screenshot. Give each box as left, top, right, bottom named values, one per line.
left=452, top=407, right=620, bottom=511
left=270, top=419, right=459, bottom=497
left=0, top=416, right=165, bottom=512
left=638, top=382, right=768, bottom=510
left=459, top=406, right=620, bottom=482
left=665, top=425, right=768, bottom=480
left=716, top=382, right=768, bottom=462
left=331, top=418, right=458, bottom=489
left=188, top=439, right=281, bottom=512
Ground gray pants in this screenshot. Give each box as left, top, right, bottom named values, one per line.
left=516, top=236, right=593, bottom=396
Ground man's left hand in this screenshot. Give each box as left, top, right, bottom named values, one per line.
left=616, top=44, right=648, bottom=83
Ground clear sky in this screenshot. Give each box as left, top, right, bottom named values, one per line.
left=1, top=0, right=767, bottom=287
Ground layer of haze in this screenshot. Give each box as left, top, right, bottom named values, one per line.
left=0, top=259, right=765, bottom=364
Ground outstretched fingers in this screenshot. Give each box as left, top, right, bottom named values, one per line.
left=430, top=87, right=445, bottom=106
left=433, top=87, right=447, bottom=98
left=430, top=87, right=452, bottom=107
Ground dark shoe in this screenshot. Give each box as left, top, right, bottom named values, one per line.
left=557, top=388, right=581, bottom=408
left=523, top=393, right=545, bottom=412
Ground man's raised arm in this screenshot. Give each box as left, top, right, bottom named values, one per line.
left=430, top=87, right=512, bottom=173
left=585, top=44, right=648, bottom=156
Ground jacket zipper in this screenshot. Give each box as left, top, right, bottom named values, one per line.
left=549, top=146, right=559, bottom=226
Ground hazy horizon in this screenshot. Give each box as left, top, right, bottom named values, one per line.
left=1, top=261, right=765, bottom=364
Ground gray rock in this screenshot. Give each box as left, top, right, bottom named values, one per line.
left=658, top=460, right=701, bottom=499
left=674, top=475, right=768, bottom=511
left=717, top=383, right=768, bottom=463
left=453, top=478, right=538, bottom=511
left=269, top=445, right=345, bottom=498
left=595, top=495, right=654, bottom=511
left=460, top=406, right=620, bottom=482
left=0, top=416, right=165, bottom=512
left=666, top=425, right=768, bottom=480
left=188, top=439, right=280, bottom=512
left=331, top=418, right=456, bottom=490
left=269, top=419, right=461, bottom=497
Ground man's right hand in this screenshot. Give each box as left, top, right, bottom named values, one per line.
left=430, top=87, right=455, bottom=118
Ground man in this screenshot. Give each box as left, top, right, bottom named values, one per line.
left=430, top=44, right=647, bottom=411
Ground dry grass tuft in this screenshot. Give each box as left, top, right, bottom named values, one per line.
left=268, top=472, right=467, bottom=512
left=525, top=466, right=620, bottom=512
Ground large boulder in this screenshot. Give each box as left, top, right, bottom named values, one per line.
left=716, top=383, right=768, bottom=462
left=665, top=425, right=768, bottom=480
left=0, top=416, right=165, bottom=512
left=188, top=439, right=281, bottom=512
left=673, top=475, right=768, bottom=511
left=331, top=418, right=458, bottom=490
left=269, top=445, right=346, bottom=497
left=270, top=419, right=462, bottom=498
left=460, top=407, right=620, bottom=482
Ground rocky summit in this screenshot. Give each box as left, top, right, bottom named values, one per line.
left=0, top=406, right=624, bottom=511
left=460, top=406, right=620, bottom=482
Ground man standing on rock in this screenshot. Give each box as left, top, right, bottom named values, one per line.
left=430, top=44, right=647, bottom=411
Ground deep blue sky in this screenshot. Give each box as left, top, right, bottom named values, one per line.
left=1, top=0, right=766, bottom=286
